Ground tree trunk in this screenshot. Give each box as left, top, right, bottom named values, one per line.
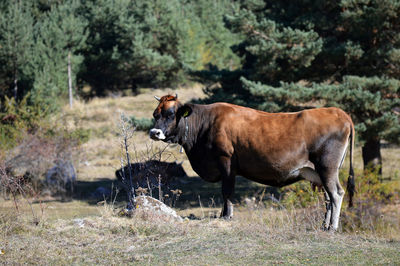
left=68, top=50, right=73, bottom=108
left=362, top=138, right=382, bottom=175
left=13, top=50, right=18, bottom=101
left=14, top=72, right=18, bottom=101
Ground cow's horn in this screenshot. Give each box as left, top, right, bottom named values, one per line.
left=154, top=96, right=160, bottom=101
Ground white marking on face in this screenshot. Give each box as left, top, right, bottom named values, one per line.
left=149, top=128, right=166, bottom=140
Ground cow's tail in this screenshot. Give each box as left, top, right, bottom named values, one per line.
left=346, top=121, right=356, bottom=208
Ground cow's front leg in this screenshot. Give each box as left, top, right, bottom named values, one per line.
left=218, top=156, right=235, bottom=219
left=221, top=175, right=235, bottom=218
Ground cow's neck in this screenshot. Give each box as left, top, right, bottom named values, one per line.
left=177, top=104, right=207, bottom=152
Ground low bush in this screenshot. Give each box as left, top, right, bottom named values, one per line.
left=280, top=167, right=399, bottom=209
left=129, top=116, right=154, bottom=131
left=0, top=95, right=48, bottom=151
left=280, top=181, right=321, bottom=208
left=1, top=97, right=89, bottom=197
left=341, top=167, right=400, bottom=234
left=4, top=129, right=80, bottom=195
left=352, top=167, right=400, bottom=204
left=276, top=167, right=400, bottom=234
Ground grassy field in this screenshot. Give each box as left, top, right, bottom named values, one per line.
left=1, top=203, right=400, bottom=265
left=1, top=86, right=400, bottom=265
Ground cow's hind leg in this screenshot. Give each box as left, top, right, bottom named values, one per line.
left=299, top=167, right=331, bottom=230
left=319, top=167, right=344, bottom=231
left=323, top=190, right=332, bottom=230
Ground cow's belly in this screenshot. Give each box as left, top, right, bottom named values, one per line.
left=187, top=152, right=222, bottom=183
left=238, top=169, right=302, bottom=187
left=236, top=151, right=308, bottom=187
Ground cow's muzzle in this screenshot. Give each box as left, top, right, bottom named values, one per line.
left=149, top=128, right=166, bottom=141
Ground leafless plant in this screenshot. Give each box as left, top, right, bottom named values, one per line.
left=4, top=128, right=79, bottom=197
left=157, top=175, right=163, bottom=202
left=146, top=176, right=152, bottom=198
left=116, top=113, right=186, bottom=212
left=118, top=112, right=136, bottom=210
left=170, top=189, right=182, bottom=207
left=0, top=161, right=43, bottom=225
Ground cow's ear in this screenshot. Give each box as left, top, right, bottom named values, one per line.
left=178, top=104, right=192, bottom=118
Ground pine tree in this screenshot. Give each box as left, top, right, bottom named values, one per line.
left=80, top=0, right=240, bottom=95
left=181, top=0, right=240, bottom=71
left=208, top=0, right=400, bottom=173
left=0, top=1, right=34, bottom=101
left=81, top=0, right=181, bottom=94
left=32, top=0, right=87, bottom=109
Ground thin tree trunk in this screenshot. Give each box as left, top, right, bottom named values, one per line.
left=13, top=41, right=18, bottom=101
left=14, top=71, right=18, bottom=101
left=362, top=138, right=382, bottom=175
left=123, top=133, right=135, bottom=209
left=68, top=50, right=73, bottom=108
left=13, top=16, right=18, bottom=101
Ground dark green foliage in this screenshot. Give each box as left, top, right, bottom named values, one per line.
left=0, top=95, right=48, bottom=150
left=80, top=0, right=240, bottom=95
left=0, top=1, right=35, bottom=100
left=130, top=116, right=154, bottom=132
left=32, top=0, right=87, bottom=111
left=67, top=128, right=91, bottom=145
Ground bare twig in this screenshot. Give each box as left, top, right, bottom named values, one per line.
left=158, top=174, right=163, bottom=202
left=118, top=112, right=136, bottom=209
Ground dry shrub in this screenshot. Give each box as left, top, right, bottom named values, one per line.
left=248, top=167, right=400, bottom=237
left=117, top=112, right=184, bottom=211
left=5, top=133, right=73, bottom=194
left=0, top=160, right=43, bottom=224
left=341, top=168, right=400, bottom=237
left=3, top=121, right=87, bottom=196
left=352, top=167, right=400, bottom=204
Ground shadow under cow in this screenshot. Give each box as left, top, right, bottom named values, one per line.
left=62, top=160, right=281, bottom=209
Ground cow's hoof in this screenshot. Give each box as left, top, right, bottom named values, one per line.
left=322, top=225, right=338, bottom=233
left=328, top=227, right=338, bottom=233
left=220, top=211, right=233, bottom=220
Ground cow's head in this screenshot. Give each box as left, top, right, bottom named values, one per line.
left=149, top=94, right=192, bottom=143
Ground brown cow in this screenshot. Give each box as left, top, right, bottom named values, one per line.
left=149, top=94, right=355, bottom=231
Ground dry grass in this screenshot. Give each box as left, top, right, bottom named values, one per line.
left=0, top=201, right=399, bottom=265
left=1, top=85, right=400, bottom=264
